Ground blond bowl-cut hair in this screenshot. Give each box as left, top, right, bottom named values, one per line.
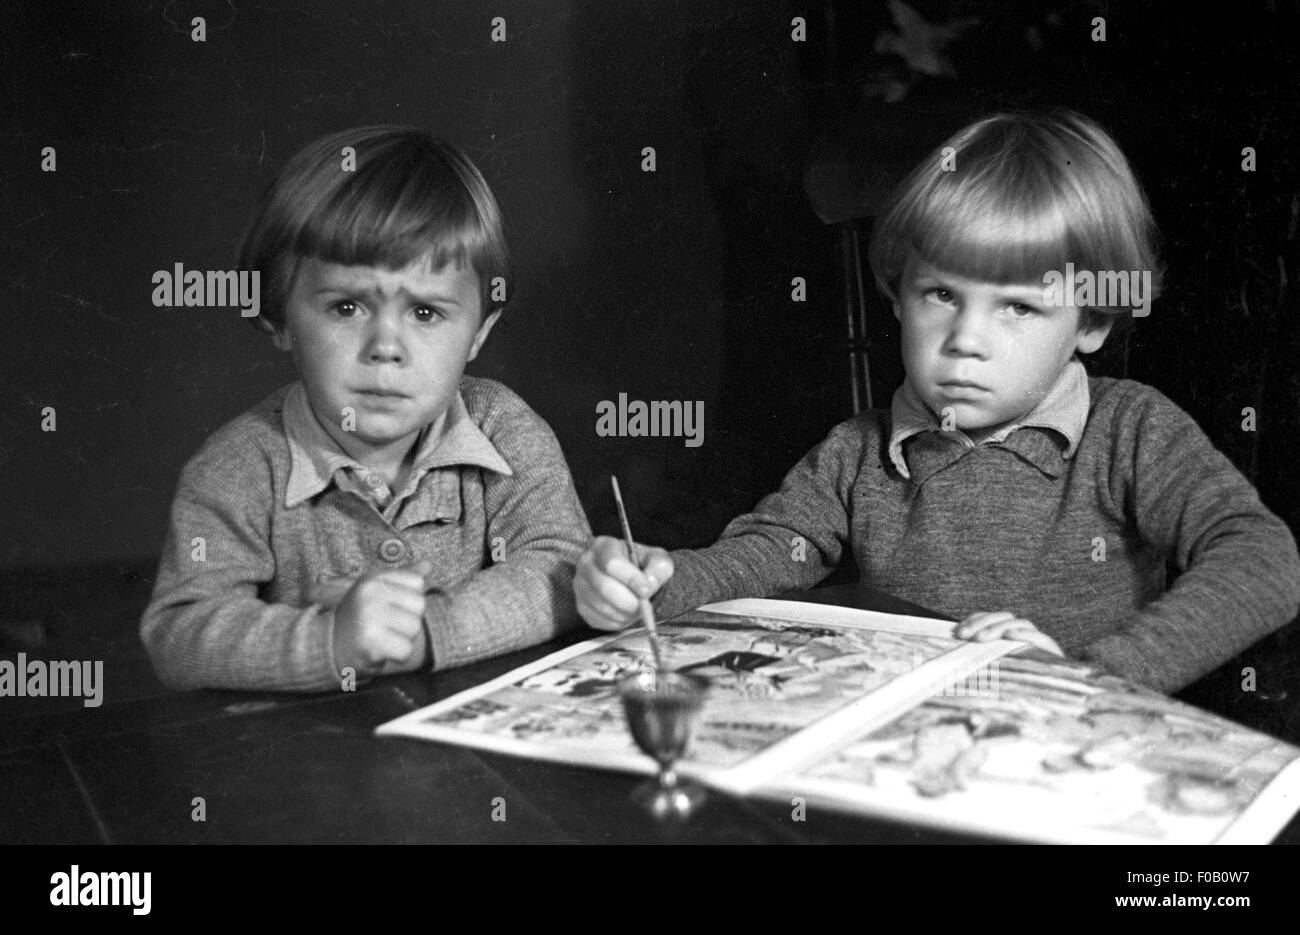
left=237, top=125, right=511, bottom=333
left=868, top=110, right=1162, bottom=336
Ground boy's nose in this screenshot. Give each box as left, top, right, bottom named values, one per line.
left=942, top=310, right=989, bottom=357
left=364, top=320, right=406, bottom=363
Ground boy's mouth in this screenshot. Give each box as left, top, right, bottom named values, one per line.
left=355, top=388, right=409, bottom=399
left=938, top=380, right=990, bottom=393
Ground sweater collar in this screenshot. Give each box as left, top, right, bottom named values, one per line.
left=282, top=382, right=512, bottom=509
left=887, top=358, right=1090, bottom=482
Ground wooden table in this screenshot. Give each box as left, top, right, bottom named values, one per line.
left=5, top=585, right=1299, bottom=844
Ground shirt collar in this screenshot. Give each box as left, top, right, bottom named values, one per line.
left=886, top=358, right=1090, bottom=481
left=283, top=382, right=513, bottom=509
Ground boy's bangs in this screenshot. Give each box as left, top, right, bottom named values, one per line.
left=908, top=177, right=1080, bottom=288
left=295, top=153, right=493, bottom=276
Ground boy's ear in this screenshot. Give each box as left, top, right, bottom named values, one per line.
left=1075, top=313, right=1113, bottom=355
left=467, top=309, right=503, bottom=362
left=250, top=313, right=289, bottom=347
left=267, top=321, right=292, bottom=352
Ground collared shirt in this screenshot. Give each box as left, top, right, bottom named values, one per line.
left=282, top=382, right=512, bottom=520
left=887, top=358, right=1091, bottom=480
left=142, top=377, right=591, bottom=693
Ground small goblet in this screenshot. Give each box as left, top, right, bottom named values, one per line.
left=617, top=671, right=710, bottom=820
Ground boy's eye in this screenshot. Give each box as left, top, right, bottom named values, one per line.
left=331, top=300, right=359, bottom=318
left=924, top=288, right=955, bottom=304
left=412, top=305, right=443, bottom=323
left=1008, top=302, right=1039, bottom=318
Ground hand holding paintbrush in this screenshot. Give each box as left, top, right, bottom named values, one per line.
left=573, top=481, right=677, bottom=635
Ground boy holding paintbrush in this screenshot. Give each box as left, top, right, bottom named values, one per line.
left=575, top=110, right=1300, bottom=694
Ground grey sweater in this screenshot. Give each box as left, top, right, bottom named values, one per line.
left=655, top=377, right=1300, bottom=694
left=142, top=377, right=591, bottom=692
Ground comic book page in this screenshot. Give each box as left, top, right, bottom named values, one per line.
left=378, top=598, right=1300, bottom=841
left=759, top=652, right=1300, bottom=844
left=375, top=599, right=1011, bottom=789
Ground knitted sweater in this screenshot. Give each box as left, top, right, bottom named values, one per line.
left=654, top=377, right=1300, bottom=693
left=141, top=377, right=591, bottom=692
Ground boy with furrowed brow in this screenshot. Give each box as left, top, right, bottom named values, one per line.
left=143, top=127, right=591, bottom=691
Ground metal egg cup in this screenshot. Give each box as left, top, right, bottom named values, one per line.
left=617, top=670, right=711, bottom=820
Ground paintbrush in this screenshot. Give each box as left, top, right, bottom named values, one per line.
left=610, top=475, right=665, bottom=671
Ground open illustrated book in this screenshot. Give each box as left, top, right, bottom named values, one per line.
left=376, top=599, right=1300, bottom=844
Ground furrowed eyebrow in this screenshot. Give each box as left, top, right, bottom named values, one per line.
left=310, top=283, right=464, bottom=306
left=408, top=291, right=465, bottom=307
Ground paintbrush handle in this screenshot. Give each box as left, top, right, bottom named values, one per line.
left=611, top=475, right=666, bottom=671
left=638, top=599, right=665, bottom=669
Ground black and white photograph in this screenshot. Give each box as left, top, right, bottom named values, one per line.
left=3, top=0, right=1299, bottom=897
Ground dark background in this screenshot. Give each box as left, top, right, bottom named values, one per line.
left=2, top=0, right=1298, bottom=704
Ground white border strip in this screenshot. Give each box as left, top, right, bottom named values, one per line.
left=1214, top=753, right=1300, bottom=844
left=697, top=598, right=959, bottom=638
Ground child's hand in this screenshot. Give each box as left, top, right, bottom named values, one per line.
left=954, top=611, right=1064, bottom=657
left=331, top=560, right=435, bottom=676
left=575, top=536, right=673, bottom=631
left=308, top=559, right=433, bottom=610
